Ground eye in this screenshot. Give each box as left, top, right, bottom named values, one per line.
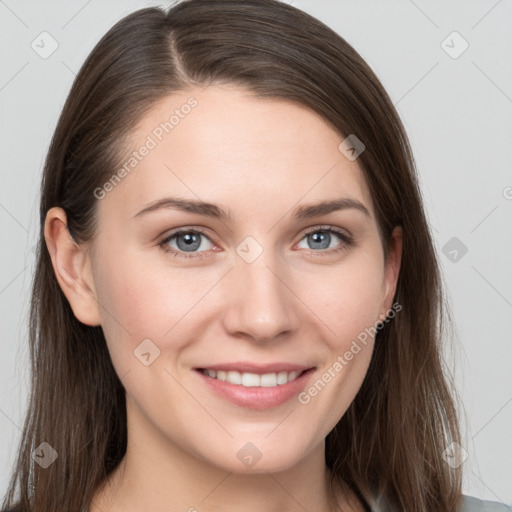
left=159, top=229, right=214, bottom=259
left=158, top=225, right=354, bottom=260
left=296, top=226, right=354, bottom=256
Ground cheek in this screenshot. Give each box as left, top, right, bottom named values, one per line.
left=91, top=245, right=217, bottom=367
left=302, top=254, right=385, bottom=344
left=92, top=245, right=186, bottom=333
left=295, top=262, right=383, bottom=431
left=294, top=253, right=383, bottom=404
left=94, top=243, right=384, bottom=333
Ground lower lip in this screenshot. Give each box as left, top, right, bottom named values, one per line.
left=195, top=369, right=315, bottom=410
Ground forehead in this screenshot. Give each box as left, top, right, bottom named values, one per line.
left=100, top=85, right=374, bottom=221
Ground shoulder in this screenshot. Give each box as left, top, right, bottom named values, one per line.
left=460, top=495, right=511, bottom=512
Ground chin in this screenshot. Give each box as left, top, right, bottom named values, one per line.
left=194, top=434, right=317, bottom=475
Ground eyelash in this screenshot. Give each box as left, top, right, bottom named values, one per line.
left=158, top=226, right=354, bottom=260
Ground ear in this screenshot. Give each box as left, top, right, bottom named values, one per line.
left=44, top=207, right=102, bottom=326
left=380, top=225, right=403, bottom=318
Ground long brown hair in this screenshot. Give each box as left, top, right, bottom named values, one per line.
left=2, top=1, right=462, bottom=510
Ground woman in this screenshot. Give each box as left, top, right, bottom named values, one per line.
left=1, top=1, right=508, bottom=511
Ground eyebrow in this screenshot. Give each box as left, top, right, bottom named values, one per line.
left=132, top=196, right=371, bottom=220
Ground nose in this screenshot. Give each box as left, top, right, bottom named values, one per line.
left=221, top=248, right=299, bottom=343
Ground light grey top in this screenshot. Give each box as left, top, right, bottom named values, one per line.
left=78, top=494, right=510, bottom=512
left=460, top=496, right=511, bottom=512
left=72, top=495, right=512, bottom=512
left=371, top=494, right=511, bottom=511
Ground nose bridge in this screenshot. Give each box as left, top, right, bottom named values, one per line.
left=222, top=237, right=297, bottom=341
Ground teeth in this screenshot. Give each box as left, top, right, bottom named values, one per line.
left=277, top=371, right=288, bottom=385
left=201, top=369, right=302, bottom=387
left=260, top=373, right=277, bottom=387
left=227, top=370, right=242, bottom=385
left=241, top=372, right=260, bottom=387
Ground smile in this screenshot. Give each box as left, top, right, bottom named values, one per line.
left=194, top=364, right=316, bottom=409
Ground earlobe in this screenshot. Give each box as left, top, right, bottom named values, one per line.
left=44, top=207, right=102, bottom=326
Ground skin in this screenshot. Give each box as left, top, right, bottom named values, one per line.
left=45, top=84, right=402, bottom=512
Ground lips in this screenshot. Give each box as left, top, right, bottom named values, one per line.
left=194, top=362, right=316, bottom=409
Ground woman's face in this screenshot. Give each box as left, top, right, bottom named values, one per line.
left=67, top=85, right=401, bottom=473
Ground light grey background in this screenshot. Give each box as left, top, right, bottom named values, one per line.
left=1, top=0, right=511, bottom=506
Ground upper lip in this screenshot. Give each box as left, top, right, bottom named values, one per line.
left=195, top=362, right=315, bottom=374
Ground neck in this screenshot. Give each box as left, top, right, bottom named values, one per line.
left=90, top=400, right=358, bottom=512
